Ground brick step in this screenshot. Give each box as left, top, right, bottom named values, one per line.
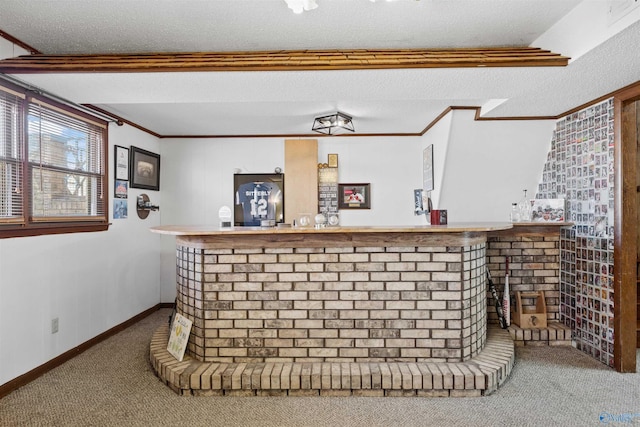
left=150, top=325, right=514, bottom=397
left=507, top=321, right=573, bottom=347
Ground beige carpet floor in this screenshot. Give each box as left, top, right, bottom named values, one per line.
left=1, top=308, right=639, bottom=427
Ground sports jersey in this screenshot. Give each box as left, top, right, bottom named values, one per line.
left=235, top=181, right=281, bottom=226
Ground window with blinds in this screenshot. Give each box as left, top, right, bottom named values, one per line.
left=28, top=100, right=105, bottom=221
left=0, top=80, right=108, bottom=237
left=0, top=86, right=24, bottom=224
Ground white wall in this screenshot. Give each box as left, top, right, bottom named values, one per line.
left=0, top=120, right=162, bottom=385
left=0, top=38, right=29, bottom=60
left=436, top=109, right=555, bottom=222
left=317, top=136, right=426, bottom=227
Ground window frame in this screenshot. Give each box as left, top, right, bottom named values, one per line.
left=0, top=79, right=109, bottom=239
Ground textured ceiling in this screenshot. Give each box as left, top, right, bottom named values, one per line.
left=0, top=0, right=580, bottom=54
left=0, top=0, right=639, bottom=137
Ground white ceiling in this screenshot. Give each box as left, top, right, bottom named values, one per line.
left=1, top=0, right=640, bottom=137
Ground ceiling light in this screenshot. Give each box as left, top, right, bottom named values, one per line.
left=285, top=0, right=417, bottom=14
left=284, top=0, right=318, bottom=14
left=312, top=112, right=355, bottom=135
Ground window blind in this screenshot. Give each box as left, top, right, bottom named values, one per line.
left=27, top=99, right=105, bottom=221
left=0, top=87, right=24, bottom=223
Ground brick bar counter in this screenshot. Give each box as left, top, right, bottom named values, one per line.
left=149, top=223, right=521, bottom=396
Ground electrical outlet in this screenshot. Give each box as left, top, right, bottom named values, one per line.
left=51, top=317, right=59, bottom=334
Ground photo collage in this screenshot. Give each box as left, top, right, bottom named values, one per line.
left=536, top=98, right=615, bottom=367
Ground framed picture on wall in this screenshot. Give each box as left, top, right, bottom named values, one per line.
left=328, top=153, right=339, bottom=168
left=114, top=145, right=129, bottom=181
left=338, top=183, right=370, bottom=209
left=233, top=173, right=285, bottom=226
left=423, top=145, right=434, bottom=192
left=114, top=179, right=128, bottom=199
left=113, top=199, right=128, bottom=219
left=129, top=146, right=160, bottom=191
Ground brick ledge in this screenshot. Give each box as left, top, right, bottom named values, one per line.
left=507, top=321, right=573, bottom=347
left=150, top=326, right=514, bottom=397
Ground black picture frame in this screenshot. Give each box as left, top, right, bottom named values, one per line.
left=114, top=145, right=129, bottom=181
left=338, top=183, right=370, bottom=209
left=233, top=173, right=285, bottom=226
left=129, top=146, right=160, bottom=191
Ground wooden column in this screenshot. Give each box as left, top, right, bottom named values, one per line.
left=614, top=86, right=640, bottom=372
left=284, top=139, right=318, bottom=224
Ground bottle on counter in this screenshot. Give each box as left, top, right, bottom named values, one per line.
left=517, top=189, right=532, bottom=222
left=510, top=203, right=520, bottom=222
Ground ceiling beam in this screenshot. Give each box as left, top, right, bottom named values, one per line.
left=0, top=47, right=569, bottom=73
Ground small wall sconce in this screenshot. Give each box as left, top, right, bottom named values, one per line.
left=137, top=193, right=159, bottom=219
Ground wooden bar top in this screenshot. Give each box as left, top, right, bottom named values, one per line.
left=150, top=222, right=513, bottom=236
left=150, top=223, right=570, bottom=250
left=151, top=223, right=517, bottom=249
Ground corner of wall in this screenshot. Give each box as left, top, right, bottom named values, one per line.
left=420, top=110, right=454, bottom=211
left=0, top=37, right=30, bottom=60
